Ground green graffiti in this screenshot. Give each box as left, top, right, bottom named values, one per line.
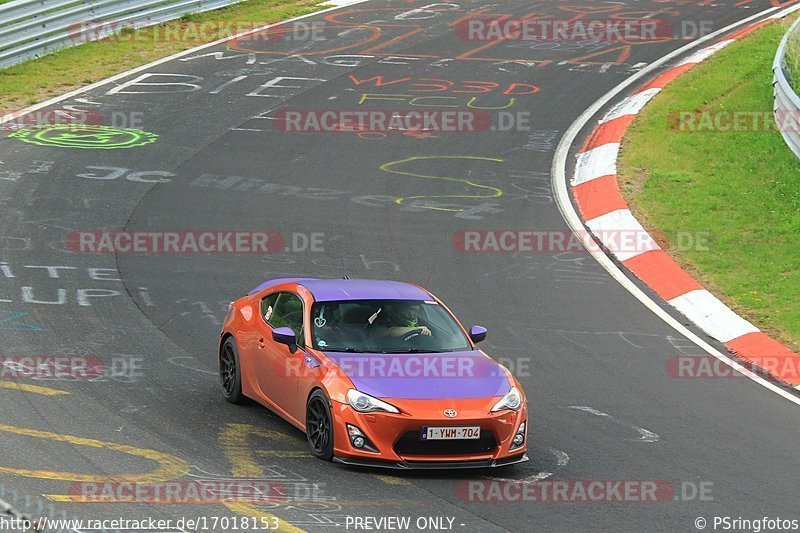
left=10, top=125, right=158, bottom=150
left=0, top=312, right=45, bottom=331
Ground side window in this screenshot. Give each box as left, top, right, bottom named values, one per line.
left=261, top=293, right=280, bottom=323
left=269, top=293, right=305, bottom=347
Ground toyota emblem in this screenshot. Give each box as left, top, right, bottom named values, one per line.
left=444, top=409, right=457, bottom=418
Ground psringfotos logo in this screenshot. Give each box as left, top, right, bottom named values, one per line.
left=10, top=125, right=158, bottom=149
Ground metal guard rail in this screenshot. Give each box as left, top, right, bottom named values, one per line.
left=0, top=0, right=243, bottom=69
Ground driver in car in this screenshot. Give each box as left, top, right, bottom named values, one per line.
left=376, top=303, right=432, bottom=338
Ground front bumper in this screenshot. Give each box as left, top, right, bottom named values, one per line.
left=330, top=397, right=528, bottom=466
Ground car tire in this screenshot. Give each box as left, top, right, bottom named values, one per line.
left=219, top=336, right=245, bottom=404
left=306, top=390, right=334, bottom=461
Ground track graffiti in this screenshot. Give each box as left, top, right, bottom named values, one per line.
left=0, top=311, right=45, bottom=331
left=0, top=424, right=188, bottom=484
left=9, top=125, right=158, bottom=150
left=380, top=155, right=504, bottom=213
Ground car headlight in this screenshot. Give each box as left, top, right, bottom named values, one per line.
left=491, top=386, right=523, bottom=412
left=347, top=389, right=400, bottom=414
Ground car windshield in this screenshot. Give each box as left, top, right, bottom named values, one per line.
left=309, top=299, right=472, bottom=353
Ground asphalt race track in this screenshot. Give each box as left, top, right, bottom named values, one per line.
left=0, top=1, right=799, bottom=531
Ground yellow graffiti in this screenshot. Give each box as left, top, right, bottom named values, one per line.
left=380, top=155, right=504, bottom=212
left=219, top=423, right=307, bottom=533
left=376, top=475, right=410, bottom=485
left=255, top=450, right=311, bottom=458
left=0, top=381, right=69, bottom=396
left=43, top=495, right=89, bottom=502
left=219, top=423, right=299, bottom=477
left=0, top=424, right=188, bottom=482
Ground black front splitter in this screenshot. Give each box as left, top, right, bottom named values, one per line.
left=332, top=453, right=529, bottom=470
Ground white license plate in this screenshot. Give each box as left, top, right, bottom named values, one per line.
left=421, top=426, right=481, bottom=440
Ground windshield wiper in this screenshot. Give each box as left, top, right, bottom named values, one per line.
left=325, top=347, right=368, bottom=353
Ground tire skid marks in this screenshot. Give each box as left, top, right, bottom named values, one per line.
left=484, top=448, right=570, bottom=484
left=481, top=405, right=657, bottom=486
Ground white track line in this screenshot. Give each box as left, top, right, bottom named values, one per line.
left=552, top=4, right=800, bottom=407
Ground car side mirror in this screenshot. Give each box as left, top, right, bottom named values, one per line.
left=272, top=327, right=296, bottom=346
left=469, top=325, right=487, bottom=344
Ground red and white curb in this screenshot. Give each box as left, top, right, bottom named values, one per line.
left=570, top=15, right=800, bottom=390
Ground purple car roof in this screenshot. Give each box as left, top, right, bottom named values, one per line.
left=249, top=278, right=432, bottom=302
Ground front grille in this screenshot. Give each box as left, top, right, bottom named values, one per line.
left=393, top=430, right=497, bottom=456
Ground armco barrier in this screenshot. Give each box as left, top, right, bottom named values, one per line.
left=773, top=16, right=800, bottom=159
left=0, top=0, right=243, bottom=69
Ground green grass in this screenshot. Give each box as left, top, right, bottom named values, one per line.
left=786, top=24, right=800, bottom=94
left=0, top=0, right=326, bottom=113
left=619, top=18, right=800, bottom=350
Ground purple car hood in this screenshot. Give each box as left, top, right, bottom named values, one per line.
left=324, top=350, right=511, bottom=400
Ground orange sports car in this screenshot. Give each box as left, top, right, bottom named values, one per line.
left=218, top=278, right=528, bottom=469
